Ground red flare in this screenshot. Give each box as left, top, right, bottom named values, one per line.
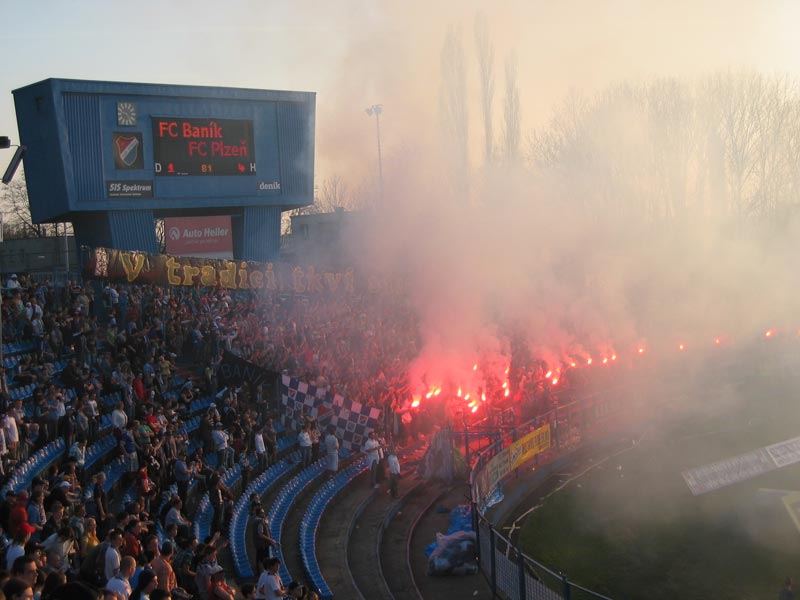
left=638, top=347, right=645, bottom=354
left=457, top=388, right=462, bottom=398
left=678, top=343, right=685, bottom=351
left=587, top=357, right=593, bottom=365
left=552, top=378, right=559, bottom=385
left=433, top=388, right=441, bottom=396
left=545, top=370, right=552, bottom=378
left=411, top=398, right=420, bottom=408
left=611, top=354, right=617, bottom=361
left=473, top=364, right=478, bottom=371
left=471, top=405, right=479, bottom=413
left=714, top=338, right=721, bottom=345
left=425, top=391, right=433, bottom=399
left=765, top=330, right=774, bottom=338
left=504, top=389, right=510, bottom=397
left=570, top=361, right=577, bottom=368
left=602, top=358, right=608, bottom=365
left=501, top=382, right=508, bottom=389
left=464, top=393, right=471, bottom=401
left=481, top=392, right=486, bottom=402
left=504, top=368, right=509, bottom=375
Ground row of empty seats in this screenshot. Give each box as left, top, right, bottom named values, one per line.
left=299, top=458, right=369, bottom=599
left=193, top=462, right=243, bottom=543
left=2, top=438, right=66, bottom=495
left=2, top=341, right=37, bottom=357
left=229, top=453, right=299, bottom=578
left=267, top=460, right=327, bottom=586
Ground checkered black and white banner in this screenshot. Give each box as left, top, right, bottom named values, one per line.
left=280, top=374, right=381, bottom=452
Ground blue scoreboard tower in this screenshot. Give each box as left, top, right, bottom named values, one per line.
left=13, top=79, right=315, bottom=261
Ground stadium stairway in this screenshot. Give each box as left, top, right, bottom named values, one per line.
left=265, top=459, right=328, bottom=586
left=405, top=483, right=493, bottom=600
left=309, top=442, right=428, bottom=600
left=299, top=457, right=370, bottom=598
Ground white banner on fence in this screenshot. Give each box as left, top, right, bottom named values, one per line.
left=682, top=435, right=800, bottom=495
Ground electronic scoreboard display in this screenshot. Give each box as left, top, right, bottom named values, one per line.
left=152, top=117, right=256, bottom=176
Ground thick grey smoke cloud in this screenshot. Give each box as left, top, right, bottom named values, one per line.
left=345, top=72, right=800, bottom=396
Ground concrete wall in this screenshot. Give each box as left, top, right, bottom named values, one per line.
left=0, top=236, right=79, bottom=276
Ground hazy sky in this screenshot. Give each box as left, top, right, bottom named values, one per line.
left=2, top=0, right=800, bottom=185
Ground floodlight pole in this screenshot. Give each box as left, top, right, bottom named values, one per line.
left=365, top=105, right=384, bottom=204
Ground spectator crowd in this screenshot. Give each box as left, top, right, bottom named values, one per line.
left=0, top=272, right=429, bottom=600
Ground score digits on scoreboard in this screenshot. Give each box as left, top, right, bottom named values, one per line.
left=152, top=117, right=256, bottom=176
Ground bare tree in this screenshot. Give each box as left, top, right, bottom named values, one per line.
left=501, top=51, right=521, bottom=164
left=439, top=25, right=470, bottom=198
left=529, top=71, right=800, bottom=222
left=474, top=12, right=495, bottom=165
left=0, top=173, right=57, bottom=238
left=282, top=174, right=354, bottom=236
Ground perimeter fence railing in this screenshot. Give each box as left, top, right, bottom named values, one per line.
left=467, top=343, right=789, bottom=600
left=470, top=334, right=800, bottom=600
left=470, top=389, right=620, bottom=600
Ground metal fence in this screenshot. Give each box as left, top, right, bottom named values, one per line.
left=468, top=343, right=791, bottom=600
left=470, top=388, right=622, bottom=599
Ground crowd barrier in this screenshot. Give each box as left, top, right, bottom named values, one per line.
left=300, top=457, right=369, bottom=599
left=470, top=393, right=619, bottom=600
left=468, top=344, right=790, bottom=600
left=267, top=460, right=327, bottom=586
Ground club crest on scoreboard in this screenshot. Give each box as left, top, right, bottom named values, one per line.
left=112, top=132, right=144, bottom=169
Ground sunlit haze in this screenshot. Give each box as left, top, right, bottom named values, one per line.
left=3, top=0, right=800, bottom=180
left=4, top=0, right=800, bottom=395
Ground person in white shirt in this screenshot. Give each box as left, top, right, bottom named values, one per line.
left=111, top=402, right=127, bottom=431
left=211, top=422, right=233, bottom=468
left=3, top=413, right=19, bottom=461
left=256, top=558, right=285, bottom=599
left=104, top=529, right=124, bottom=583
left=298, top=425, right=312, bottom=468
left=106, top=555, right=135, bottom=600
left=387, top=447, right=401, bottom=498
left=5, top=274, right=20, bottom=289
left=254, top=428, right=267, bottom=470
left=364, top=431, right=382, bottom=488
left=42, top=526, right=74, bottom=573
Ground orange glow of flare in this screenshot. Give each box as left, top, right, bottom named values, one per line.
left=504, top=368, right=509, bottom=375
left=587, top=357, right=593, bottom=365
left=411, top=398, right=420, bottom=408
left=551, top=378, right=559, bottom=385
left=714, top=338, right=721, bottom=345
left=602, top=358, right=608, bottom=365
left=545, top=370, right=552, bottom=378
left=501, top=382, right=508, bottom=389
left=471, top=405, right=479, bottom=413
left=433, top=388, right=441, bottom=396
left=570, top=361, right=577, bottom=368
left=457, top=388, right=462, bottom=398
left=504, top=389, right=510, bottom=397
left=481, top=393, right=486, bottom=402
left=638, top=347, right=645, bottom=354
left=678, top=343, right=685, bottom=351
left=468, top=400, right=477, bottom=408
left=611, top=354, right=617, bottom=361
left=473, top=364, right=478, bottom=371
left=765, top=329, right=774, bottom=338
left=425, top=391, right=433, bottom=399
left=464, top=393, right=471, bottom=401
